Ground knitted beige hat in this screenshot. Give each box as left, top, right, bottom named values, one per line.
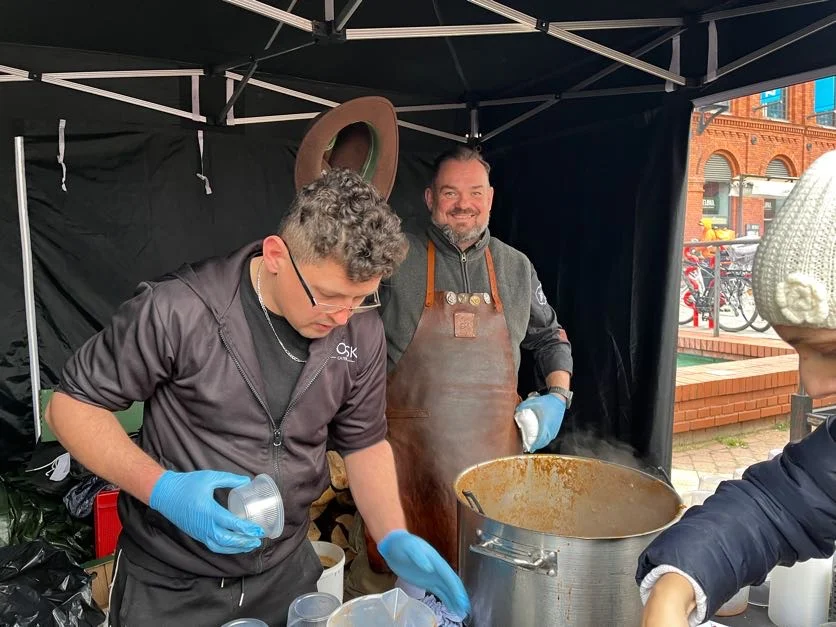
left=753, top=150, right=836, bottom=329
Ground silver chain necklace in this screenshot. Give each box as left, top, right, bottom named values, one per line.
left=255, top=260, right=307, bottom=363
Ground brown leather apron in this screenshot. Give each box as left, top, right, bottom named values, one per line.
left=367, top=240, right=522, bottom=572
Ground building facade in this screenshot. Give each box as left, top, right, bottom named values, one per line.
left=685, top=78, right=836, bottom=242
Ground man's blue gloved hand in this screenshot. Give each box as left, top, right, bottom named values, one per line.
left=514, top=393, right=567, bottom=451
left=150, top=470, right=265, bottom=554
left=378, top=530, right=471, bottom=618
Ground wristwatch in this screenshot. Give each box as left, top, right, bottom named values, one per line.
left=547, top=386, right=573, bottom=409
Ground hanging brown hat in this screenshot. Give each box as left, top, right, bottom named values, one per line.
left=294, top=96, right=399, bottom=200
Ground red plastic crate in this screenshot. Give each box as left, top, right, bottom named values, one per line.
left=94, top=489, right=123, bottom=558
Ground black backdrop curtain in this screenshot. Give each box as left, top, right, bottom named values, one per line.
left=487, top=94, right=692, bottom=474
left=0, top=95, right=691, bottom=477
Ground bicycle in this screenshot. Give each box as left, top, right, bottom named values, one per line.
left=678, top=246, right=759, bottom=332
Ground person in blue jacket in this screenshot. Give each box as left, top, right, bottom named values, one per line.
left=637, top=149, right=836, bottom=627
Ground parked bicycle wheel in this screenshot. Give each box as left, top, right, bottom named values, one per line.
left=679, top=276, right=696, bottom=325
left=717, top=276, right=758, bottom=332
left=750, top=314, right=772, bottom=333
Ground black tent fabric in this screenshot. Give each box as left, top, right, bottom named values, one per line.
left=1, top=0, right=835, bottom=474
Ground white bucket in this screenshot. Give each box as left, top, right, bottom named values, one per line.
left=312, top=541, right=345, bottom=603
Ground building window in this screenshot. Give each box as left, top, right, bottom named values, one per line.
left=703, top=154, right=733, bottom=227
left=760, top=88, right=787, bottom=120
left=763, top=159, right=791, bottom=235
left=814, top=76, right=835, bottom=127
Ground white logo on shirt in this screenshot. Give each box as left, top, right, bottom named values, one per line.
left=333, top=342, right=358, bottom=362
left=535, top=284, right=548, bottom=306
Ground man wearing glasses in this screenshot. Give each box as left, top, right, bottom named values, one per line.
left=43, top=168, right=470, bottom=626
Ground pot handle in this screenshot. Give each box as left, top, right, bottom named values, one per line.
left=470, top=530, right=558, bottom=577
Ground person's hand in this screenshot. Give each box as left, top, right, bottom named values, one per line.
left=642, top=573, right=697, bottom=627
left=150, top=470, right=265, bottom=554
left=378, top=530, right=470, bottom=618
left=514, top=393, right=566, bottom=451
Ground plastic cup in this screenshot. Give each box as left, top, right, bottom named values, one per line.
left=228, top=473, right=284, bottom=539
left=287, top=591, right=342, bottom=626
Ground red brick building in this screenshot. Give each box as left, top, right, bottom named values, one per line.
left=685, top=79, right=836, bottom=242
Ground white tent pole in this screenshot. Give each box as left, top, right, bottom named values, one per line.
left=709, top=12, right=836, bottom=81
left=0, top=76, right=26, bottom=82
left=40, top=75, right=208, bottom=122
left=1, top=63, right=206, bottom=121
left=395, top=103, right=468, bottom=112
left=221, top=0, right=314, bottom=32
left=14, top=136, right=41, bottom=442
left=469, top=0, right=687, bottom=85
left=567, top=27, right=684, bottom=92
left=700, top=0, right=829, bottom=22
left=227, top=71, right=340, bottom=107
left=231, top=112, right=321, bottom=124
left=396, top=120, right=467, bottom=143
left=44, top=70, right=205, bottom=79
left=481, top=98, right=559, bottom=143
left=346, top=24, right=531, bottom=39
left=345, top=18, right=685, bottom=41
left=324, top=0, right=334, bottom=21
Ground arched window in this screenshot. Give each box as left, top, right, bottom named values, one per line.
left=765, top=158, right=790, bottom=178
left=703, top=154, right=733, bottom=227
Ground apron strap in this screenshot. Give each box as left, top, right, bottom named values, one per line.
left=484, top=247, right=504, bottom=313
left=425, top=240, right=436, bottom=308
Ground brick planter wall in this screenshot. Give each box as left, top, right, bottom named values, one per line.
left=674, top=352, right=836, bottom=444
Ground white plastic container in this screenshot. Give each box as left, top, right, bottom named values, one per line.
left=715, top=585, right=749, bottom=617
left=326, top=588, right=436, bottom=627
left=768, top=555, right=834, bottom=627
left=312, top=541, right=346, bottom=603
left=228, top=474, right=284, bottom=539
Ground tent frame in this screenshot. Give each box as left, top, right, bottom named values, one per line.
left=1, top=0, right=832, bottom=143
left=4, top=0, right=836, bottom=444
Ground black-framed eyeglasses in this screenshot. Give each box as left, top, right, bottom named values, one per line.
left=286, top=247, right=381, bottom=314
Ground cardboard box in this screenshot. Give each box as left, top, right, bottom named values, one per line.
left=84, top=555, right=115, bottom=610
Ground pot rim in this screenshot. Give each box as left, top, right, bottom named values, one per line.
left=453, top=453, right=685, bottom=541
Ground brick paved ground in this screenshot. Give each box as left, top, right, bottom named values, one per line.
left=670, top=424, right=790, bottom=495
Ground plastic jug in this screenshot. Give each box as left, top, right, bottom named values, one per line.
left=768, top=554, right=834, bottom=627
left=326, top=588, right=437, bottom=627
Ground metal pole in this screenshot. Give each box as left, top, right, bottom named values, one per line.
left=468, top=0, right=687, bottom=85
left=790, top=383, right=812, bottom=442
left=218, top=60, right=259, bottom=123
left=737, top=174, right=745, bottom=236
left=221, top=0, right=314, bottom=32
left=335, top=0, right=363, bottom=31
left=699, top=0, right=829, bottom=22
left=710, top=13, right=836, bottom=81
left=480, top=98, right=559, bottom=143
left=567, top=27, right=684, bottom=92
left=713, top=249, right=721, bottom=337
left=15, top=136, right=41, bottom=442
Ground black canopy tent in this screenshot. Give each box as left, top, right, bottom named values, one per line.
left=1, top=0, right=834, bottom=476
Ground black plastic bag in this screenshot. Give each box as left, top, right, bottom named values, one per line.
left=0, top=475, right=93, bottom=565
left=0, top=539, right=105, bottom=627
left=63, top=476, right=116, bottom=519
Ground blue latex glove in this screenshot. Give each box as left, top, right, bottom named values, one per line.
left=515, top=393, right=567, bottom=451
left=150, top=470, right=265, bottom=554
left=378, top=530, right=470, bottom=618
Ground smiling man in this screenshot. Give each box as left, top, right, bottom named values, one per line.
left=346, top=147, right=574, bottom=605
left=44, top=168, right=470, bottom=626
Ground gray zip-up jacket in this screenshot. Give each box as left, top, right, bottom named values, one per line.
left=380, top=225, right=573, bottom=379
left=58, top=242, right=387, bottom=578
